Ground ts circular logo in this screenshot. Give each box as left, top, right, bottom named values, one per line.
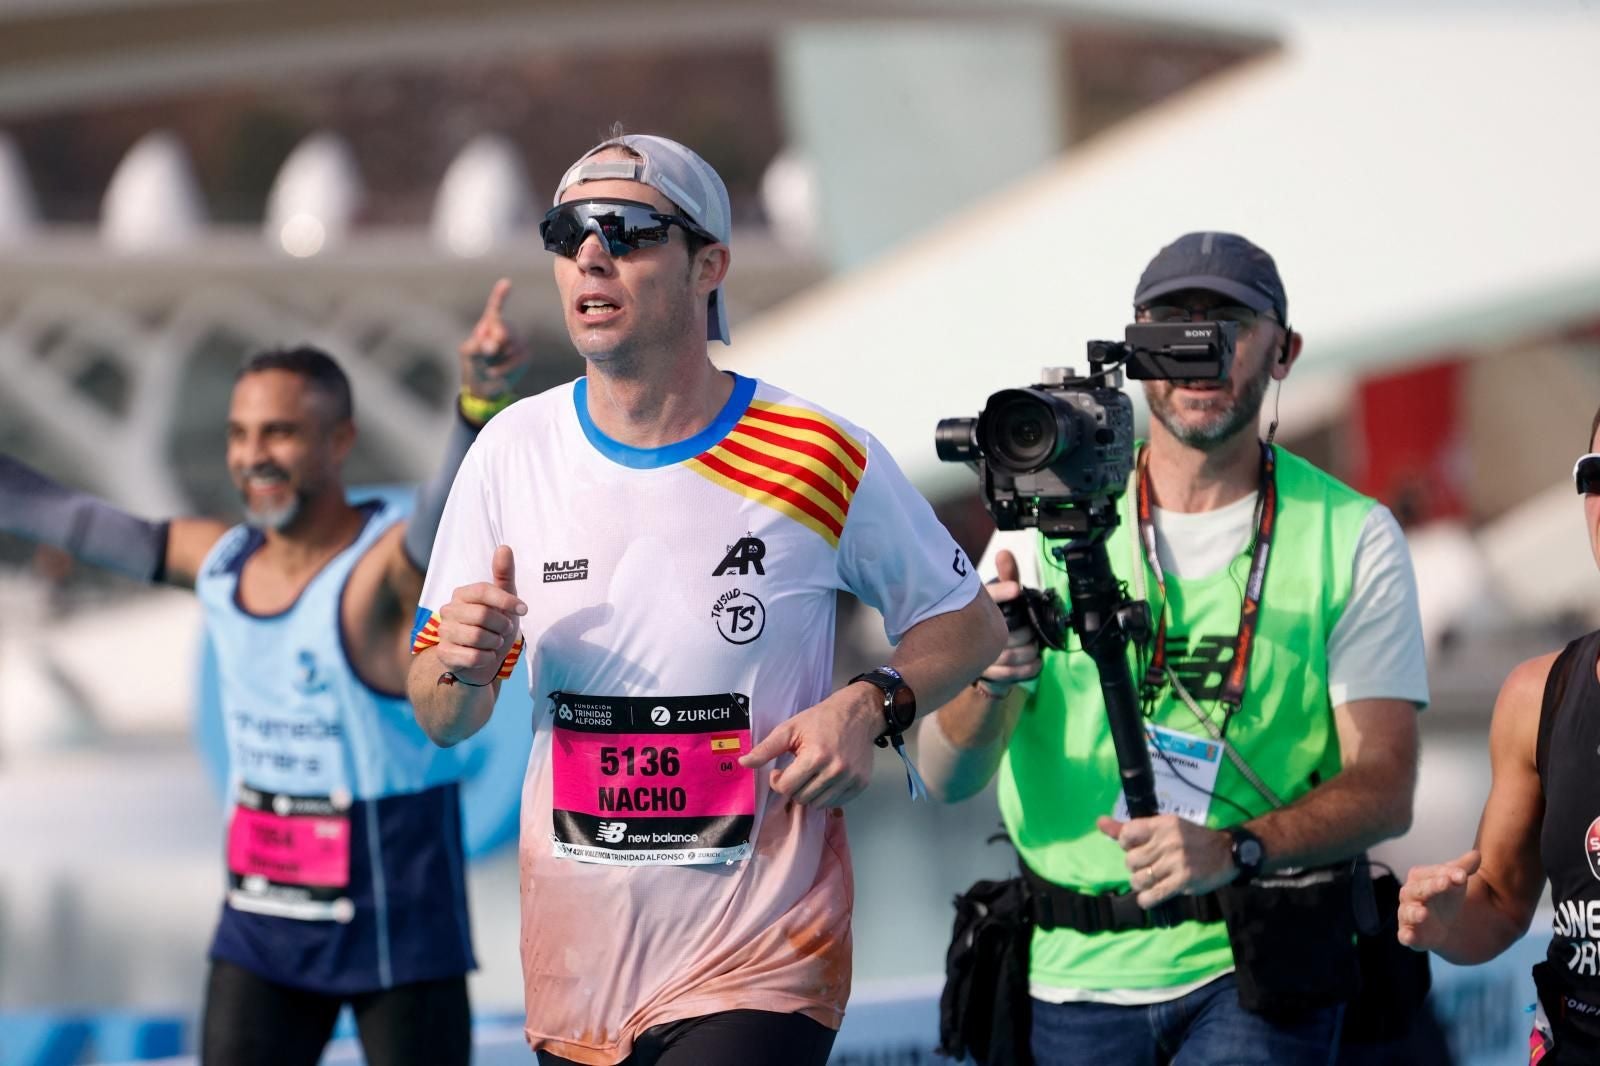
left=711, top=589, right=766, bottom=645
left=651, top=706, right=671, bottom=727
left=1586, top=816, right=1600, bottom=881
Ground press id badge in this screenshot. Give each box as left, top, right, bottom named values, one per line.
left=548, top=691, right=755, bottom=866
left=1113, top=724, right=1224, bottom=825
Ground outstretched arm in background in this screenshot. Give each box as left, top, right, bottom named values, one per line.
left=0, top=453, right=227, bottom=587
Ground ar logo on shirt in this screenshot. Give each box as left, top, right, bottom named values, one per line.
left=713, top=536, right=767, bottom=577
left=1585, top=817, right=1600, bottom=882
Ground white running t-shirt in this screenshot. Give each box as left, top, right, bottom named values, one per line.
left=417, top=373, right=981, bottom=1064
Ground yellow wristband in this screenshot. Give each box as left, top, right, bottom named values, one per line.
left=459, top=387, right=516, bottom=426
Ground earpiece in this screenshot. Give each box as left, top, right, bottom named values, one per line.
left=1278, top=323, right=1293, bottom=365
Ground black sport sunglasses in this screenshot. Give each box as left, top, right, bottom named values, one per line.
left=1575, top=453, right=1600, bottom=495
left=540, top=198, right=717, bottom=259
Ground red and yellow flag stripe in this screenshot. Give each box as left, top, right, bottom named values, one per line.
left=687, top=400, right=867, bottom=548
left=411, top=609, right=524, bottom=680
left=411, top=611, right=442, bottom=654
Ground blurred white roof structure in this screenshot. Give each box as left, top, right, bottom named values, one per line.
left=265, top=131, right=364, bottom=257
left=431, top=134, right=535, bottom=259
left=0, top=130, right=38, bottom=245
left=100, top=130, right=206, bottom=252
left=730, top=15, right=1600, bottom=495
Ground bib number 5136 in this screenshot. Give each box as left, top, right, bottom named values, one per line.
left=598, top=746, right=681, bottom=777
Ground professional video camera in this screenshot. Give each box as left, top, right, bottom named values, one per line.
left=934, top=319, right=1237, bottom=537
left=933, top=319, right=1238, bottom=925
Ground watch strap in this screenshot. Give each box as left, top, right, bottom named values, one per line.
left=849, top=666, right=916, bottom=744
left=847, top=667, right=928, bottom=802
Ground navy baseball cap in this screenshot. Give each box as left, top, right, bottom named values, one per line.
left=1134, top=232, right=1287, bottom=323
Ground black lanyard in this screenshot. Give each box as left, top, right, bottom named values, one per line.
left=1135, top=441, right=1278, bottom=717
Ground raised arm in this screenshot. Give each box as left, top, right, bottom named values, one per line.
left=1, top=453, right=225, bottom=587
left=380, top=278, right=530, bottom=608
left=1398, top=653, right=1550, bottom=964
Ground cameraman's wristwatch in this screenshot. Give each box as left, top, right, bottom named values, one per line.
left=1226, top=826, right=1265, bottom=885
left=849, top=666, right=917, bottom=749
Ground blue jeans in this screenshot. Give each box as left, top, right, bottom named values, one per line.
left=1031, top=973, right=1343, bottom=1066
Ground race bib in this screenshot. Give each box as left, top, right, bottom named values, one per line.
left=549, top=691, right=755, bottom=866
left=225, top=785, right=355, bottom=923
left=1113, top=723, right=1224, bottom=825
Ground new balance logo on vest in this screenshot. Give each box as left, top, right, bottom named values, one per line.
left=1167, top=634, right=1238, bottom=701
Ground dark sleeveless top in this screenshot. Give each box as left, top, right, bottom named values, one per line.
left=1536, top=630, right=1600, bottom=1050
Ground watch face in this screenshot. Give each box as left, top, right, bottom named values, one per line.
left=889, top=685, right=917, bottom=729
left=1238, top=839, right=1263, bottom=865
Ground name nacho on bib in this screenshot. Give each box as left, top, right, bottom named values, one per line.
left=548, top=691, right=755, bottom=866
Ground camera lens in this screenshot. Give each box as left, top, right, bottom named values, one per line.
left=934, top=418, right=979, bottom=463
left=982, top=390, right=1075, bottom=473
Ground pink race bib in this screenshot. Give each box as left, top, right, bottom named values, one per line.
left=225, top=787, right=353, bottom=922
left=548, top=692, right=755, bottom=866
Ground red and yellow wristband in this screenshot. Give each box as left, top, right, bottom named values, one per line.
left=411, top=609, right=524, bottom=685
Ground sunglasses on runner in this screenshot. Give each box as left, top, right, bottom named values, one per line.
left=540, top=198, right=718, bottom=259
left=1576, top=453, right=1600, bottom=495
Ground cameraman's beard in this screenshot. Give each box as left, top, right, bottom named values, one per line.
left=1145, top=368, right=1272, bottom=452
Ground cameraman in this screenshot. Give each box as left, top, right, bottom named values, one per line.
left=921, top=232, right=1428, bottom=1064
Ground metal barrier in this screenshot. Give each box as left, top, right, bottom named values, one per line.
left=0, top=934, right=1555, bottom=1066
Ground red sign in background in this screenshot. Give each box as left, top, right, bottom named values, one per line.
left=1351, top=359, right=1467, bottom=527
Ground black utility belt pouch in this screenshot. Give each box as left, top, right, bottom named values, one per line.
left=1215, top=862, right=1361, bottom=1017
left=1534, top=959, right=1600, bottom=1056
left=1344, top=868, right=1432, bottom=1043
left=938, top=876, right=1035, bottom=1066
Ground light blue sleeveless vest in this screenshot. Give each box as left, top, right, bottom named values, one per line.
left=195, top=501, right=475, bottom=993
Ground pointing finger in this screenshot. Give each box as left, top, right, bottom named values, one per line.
left=484, top=277, right=513, bottom=320
left=739, top=721, right=793, bottom=770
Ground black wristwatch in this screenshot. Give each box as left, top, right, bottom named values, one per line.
left=849, top=666, right=917, bottom=749
left=1226, top=826, right=1266, bottom=885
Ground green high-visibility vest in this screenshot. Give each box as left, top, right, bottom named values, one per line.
left=998, top=445, right=1375, bottom=992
